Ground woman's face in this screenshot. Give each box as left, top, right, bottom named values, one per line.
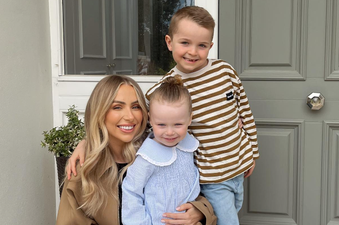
left=105, top=84, right=143, bottom=148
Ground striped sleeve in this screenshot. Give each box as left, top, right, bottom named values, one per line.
left=229, top=66, right=259, bottom=159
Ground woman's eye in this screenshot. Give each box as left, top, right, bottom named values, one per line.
left=132, top=105, right=141, bottom=109
left=112, top=105, right=122, bottom=110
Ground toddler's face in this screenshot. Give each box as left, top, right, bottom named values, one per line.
left=149, top=99, right=192, bottom=147
left=165, top=18, right=213, bottom=73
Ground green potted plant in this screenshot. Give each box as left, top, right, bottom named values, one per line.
left=41, top=105, right=85, bottom=195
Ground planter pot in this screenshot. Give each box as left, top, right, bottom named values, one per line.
left=56, top=156, right=69, bottom=196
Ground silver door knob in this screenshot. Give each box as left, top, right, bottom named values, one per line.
left=106, top=63, right=116, bottom=68
left=307, top=92, right=325, bottom=110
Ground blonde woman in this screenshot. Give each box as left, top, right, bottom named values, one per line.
left=58, top=75, right=216, bottom=225
left=56, top=75, right=148, bottom=224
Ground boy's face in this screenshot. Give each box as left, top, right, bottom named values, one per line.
left=165, top=18, right=213, bottom=73
left=149, top=99, right=192, bottom=147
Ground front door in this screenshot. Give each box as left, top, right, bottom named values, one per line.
left=63, top=0, right=138, bottom=75
left=220, top=1, right=339, bottom=224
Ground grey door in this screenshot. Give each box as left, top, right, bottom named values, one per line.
left=219, top=1, right=339, bottom=224
left=110, top=0, right=138, bottom=75
left=63, top=0, right=138, bottom=75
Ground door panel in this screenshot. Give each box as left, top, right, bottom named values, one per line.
left=219, top=0, right=339, bottom=224
left=63, top=0, right=138, bottom=74
left=63, top=0, right=110, bottom=74
left=111, top=0, right=138, bottom=74
left=237, top=0, right=307, bottom=80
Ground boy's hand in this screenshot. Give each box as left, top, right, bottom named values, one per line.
left=238, top=118, right=243, bottom=129
left=244, top=160, right=255, bottom=178
left=67, top=140, right=86, bottom=180
left=161, top=203, right=203, bottom=225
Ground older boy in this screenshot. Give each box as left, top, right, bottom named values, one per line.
left=145, top=6, right=259, bottom=225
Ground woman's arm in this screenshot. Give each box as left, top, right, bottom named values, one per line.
left=161, top=195, right=217, bottom=225
left=56, top=178, right=95, bottom=225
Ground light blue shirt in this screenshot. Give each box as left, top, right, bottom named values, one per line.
left=121, top=132, right=200, bottom=225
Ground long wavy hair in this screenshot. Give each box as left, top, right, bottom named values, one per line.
left=79, top=75, right=148, bottom=216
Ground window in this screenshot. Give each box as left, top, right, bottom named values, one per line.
left=63, top=0, right=194, bottom=75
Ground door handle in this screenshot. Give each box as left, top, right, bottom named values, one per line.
left=306, top=92, right=325, bottom=110
left=106, top=63, right=116, bottom=68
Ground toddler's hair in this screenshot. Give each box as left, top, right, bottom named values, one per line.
left=168, top=6, right=215, bottom=40
left=150, top=75, right=192, bottom=114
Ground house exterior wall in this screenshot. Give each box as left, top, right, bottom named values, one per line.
left=0, top=0, right=55, bottom=224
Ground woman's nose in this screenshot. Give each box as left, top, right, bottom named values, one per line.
left=124, top=108, right=134, bottom=121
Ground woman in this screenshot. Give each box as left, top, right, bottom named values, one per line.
left=57, top=75, right=216, bottom=225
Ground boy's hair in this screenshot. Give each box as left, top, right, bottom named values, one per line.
left=168, top=6, right=215, bottom=40
left=150, top=75, right=192, bottom=114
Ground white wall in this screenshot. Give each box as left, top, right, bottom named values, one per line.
left=0, top=0, right=56, bottom=224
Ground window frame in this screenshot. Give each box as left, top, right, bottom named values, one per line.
left=48, top=0, right=219, bottom=82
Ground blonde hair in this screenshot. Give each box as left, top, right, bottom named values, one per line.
left=168, top=6, right=215, bottom=40
left=149, top=75, right=192, bottom=114
left=80, top=75, right=148, bottom=216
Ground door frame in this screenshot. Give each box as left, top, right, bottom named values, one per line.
left=48, top=0, right=219, bottom=215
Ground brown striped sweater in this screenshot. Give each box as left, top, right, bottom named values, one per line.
left=145, top=59, right=259, bottom=184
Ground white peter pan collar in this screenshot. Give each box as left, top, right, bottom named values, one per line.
left=136, top=132, right=199, bottom=166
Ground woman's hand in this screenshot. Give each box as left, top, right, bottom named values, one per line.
left=161, top=203, right=203, bottom=225
left=67, top=140, right=86, bottom=180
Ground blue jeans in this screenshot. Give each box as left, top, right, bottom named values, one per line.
left=200, top=174, right=244, bottom=225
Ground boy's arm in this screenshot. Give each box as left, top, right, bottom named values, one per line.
left=67, top=139, right=87, bottom=180
left=231, top=70, right=259, bottom=159
left=122, top=157, right=153, bottom=225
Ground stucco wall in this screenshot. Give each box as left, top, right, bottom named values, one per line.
left=0, top=1, right=56, bottom=224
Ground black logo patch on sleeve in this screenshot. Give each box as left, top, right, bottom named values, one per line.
left=226, top=91, right=234, bottom=101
